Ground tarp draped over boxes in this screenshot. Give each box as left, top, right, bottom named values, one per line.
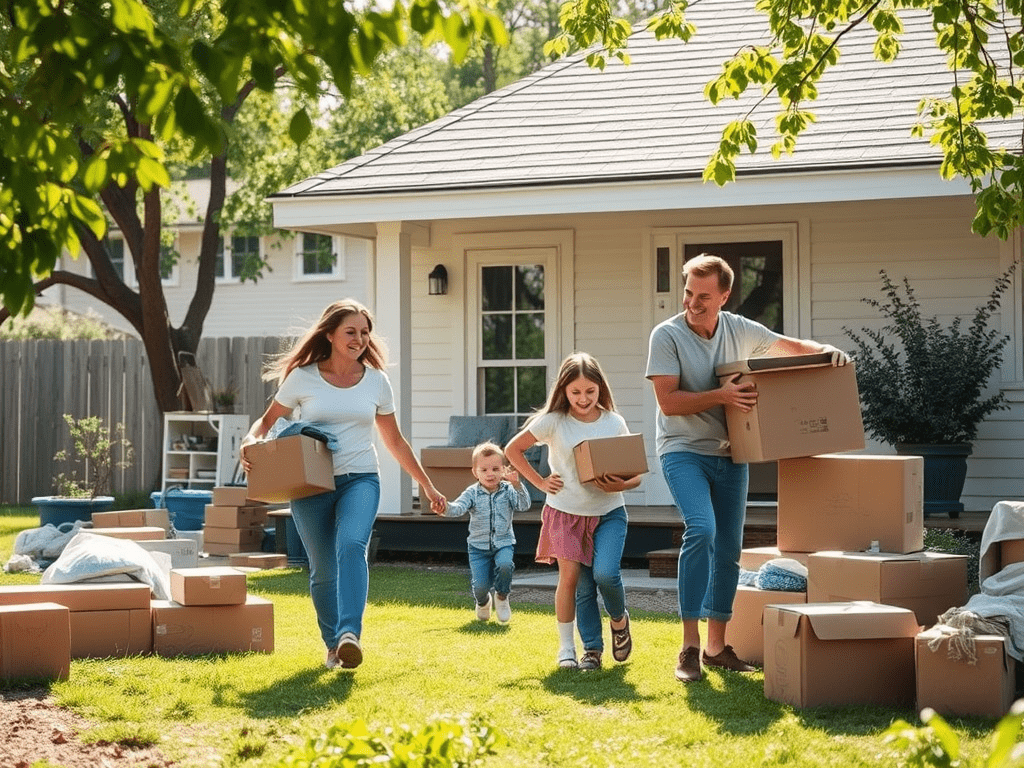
left=40, top=532, right=171, bottom=600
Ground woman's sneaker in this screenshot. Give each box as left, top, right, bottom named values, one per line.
left=475, top=594, right=492, bottom=621
left=336, top=632, right=362, bottom=669
left=494, top=594, right=512, bottom=624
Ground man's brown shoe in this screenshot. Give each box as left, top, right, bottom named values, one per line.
left=674, top=646, right=702, bottom=682
left=702, top=645, right=756, bottom=672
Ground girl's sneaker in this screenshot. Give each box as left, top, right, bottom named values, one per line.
left=557, top=647, right=578, bottom=669
left=494, top=594, right=512, bottom=624
left=475, top=594, right=492, bottom=621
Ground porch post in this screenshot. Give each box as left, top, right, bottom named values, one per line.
left=373, top=221, right=413, bottom=515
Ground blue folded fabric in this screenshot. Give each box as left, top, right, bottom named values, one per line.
left=755, top=560, right=807, bottom=592
left=266, top=418, right=339, bottom=452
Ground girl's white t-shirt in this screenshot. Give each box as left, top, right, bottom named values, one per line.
left=527, top=409, right=630, bottom=517
left=274, top=363, right=395, bottom=475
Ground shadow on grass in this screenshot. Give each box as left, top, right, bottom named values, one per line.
left=235, top=663, right=358, bottom=718
left=458, top=619, right=512, bottom=635
left=534, top=662, right=650, bottom=704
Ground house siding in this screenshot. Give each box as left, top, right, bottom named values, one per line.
left=407, top=196, right=1023, bottom=512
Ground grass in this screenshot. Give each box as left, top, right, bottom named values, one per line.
left=0, top=506, right=1008, bottom=767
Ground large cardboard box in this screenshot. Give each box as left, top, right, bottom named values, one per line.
left=204, top=526, right=264, bottom=548
left=807, top=551, right=968, bottom=626
left=70, top=608, right=152, bottom=658
left=573, top=434, right=648, bottom=483
left=205, top=504, right=268, bottom=529
left=777, top=454, right=924, bottom=553
left=151, top=596, right=274, bottom=656
left=419, top=446, right=476, bottom=505
left=170, top=567, right=247, bottom=606
left=136, top=538, right=199, bottom=569
left=763, top=602, right=919, bottom=708
left=212, top=486, right=264, bottom=507
left=916, top=628, right=1017, bottom=718
left=246, top=434, right=334, bottom=503
left=740, top=547, right=811, bottom=571
left=0, top=603, right=70, bottom=682
left=0, top=583, right=151, bottom=611
left=89, top=526, right=166, bottom=542
left=726, top=586, right=806, bottom=665
left=228, top=552, right=288, bottom=569
left=714, top=355, right=865, bottom=463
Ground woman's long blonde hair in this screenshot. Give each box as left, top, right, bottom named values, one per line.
left=264, top=299, right=388, bottom=385
left=530, top=352, right=616, bottom=421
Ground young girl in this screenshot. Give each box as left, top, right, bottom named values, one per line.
left=505, top=352, right=641, bottom=670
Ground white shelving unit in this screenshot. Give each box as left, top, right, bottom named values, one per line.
left=161, top=412, right=250, bottom=493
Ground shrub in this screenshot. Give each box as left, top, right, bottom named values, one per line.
left=882, top=702, right=1024, bottom=767
left=52, top=414, right=133, bottom=499
left=843, top=266, right=1015, bottom=445
left=0, top=305, right=126, bottom=340
left=924, top=527, right=981, bottom=595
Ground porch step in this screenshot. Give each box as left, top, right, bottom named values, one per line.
left=646, top=548, right=679, bottom=579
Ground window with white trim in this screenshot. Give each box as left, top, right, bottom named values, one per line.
left=295, top=232, right=344, bottom=280
left=94, top=233, right=178, bottom=286
left=216, top=233, right=260, bottom=282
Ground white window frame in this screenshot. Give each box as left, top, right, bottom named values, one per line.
left=93, top=232, right=180, bottom=287
left=294, top=232, right=346, bottom=281
left=216, top=232, right=262, bottom=283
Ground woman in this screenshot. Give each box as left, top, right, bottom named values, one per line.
left=241, top=299, right=445, bottom=670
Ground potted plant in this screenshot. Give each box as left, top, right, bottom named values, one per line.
left=843, top=265, right=1016, bottom=518
left=212, top=387, right=237, bottom=414
left=32, top=414, right=134, bottom=526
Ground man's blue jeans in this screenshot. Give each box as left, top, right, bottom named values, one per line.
left=660, top=452, right=748, bottom=622
left=576, top=505, right=628, bottom=652
left=468, top=544, right=515, bottom=605
left=289, top=472, right=380, bottom=647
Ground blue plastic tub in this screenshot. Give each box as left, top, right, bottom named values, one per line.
left=150, top=488, right=212, bottom=531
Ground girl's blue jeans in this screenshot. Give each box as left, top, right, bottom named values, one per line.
left=468, top=544, right=515, bottom=605
left=289, top=472, right=380, bottom=648
left=660, top=451, right=748, bottom=622
left=576, top=505, right=628, bottom=652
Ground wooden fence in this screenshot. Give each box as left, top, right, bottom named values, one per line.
left=0, top=337, right=285, bottom=505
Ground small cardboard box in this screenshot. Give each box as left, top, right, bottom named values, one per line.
left=573, top=434, right=648, bottom=483
left=740, top=547, right=811, bottom=571
left=212, top=486, right=264, bottom=507
left=151, top=595, right=274, bottom=656
left=999, top=538, right=1024, bottom=571
left=419, top=447, right=476, bottom=505
left=170, top=567, right=247, bottom=606
left=763, top=601, right=919, bottom=708
left=916, top=628, right=1017, bottom=718
left=70, top=608, right=152, bottom=658
left=136, top=538, right=199, bottom=569
left=0, top=603, right=70, bottom=682
left=228, top=552, right=288, bottom=570
left=0, top=583, right=151, bottom=611
left=714, top=355, right=865, bottom=463
left=246, top=435, right=334, bottom=503
left=726, top=585, right=806, bottom=665
left=777, top=454, right=924, bottom=554
left=807, top=551, right=968, bottom=626
left=89, top=526, right=166, bottom=542
left=205, top=504, right=268, bottom=529
left=92, top=509, right=170, bottom=532
left=203, top=541, right=245, bottom=555
left=204, top=526, right=264, bottom=548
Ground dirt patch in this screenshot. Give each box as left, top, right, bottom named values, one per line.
left=0, top=688, right=176, bottom=768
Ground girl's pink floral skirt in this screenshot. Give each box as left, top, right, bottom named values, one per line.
left=535, top=504, right=601, bottom=566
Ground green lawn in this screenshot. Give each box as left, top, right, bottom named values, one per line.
left=0, top=507, right=1008, bottom=767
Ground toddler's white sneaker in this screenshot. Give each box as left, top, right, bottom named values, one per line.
left=494, top=594, right=511, bottom=624
left=475, top=593, right=492, bottom=621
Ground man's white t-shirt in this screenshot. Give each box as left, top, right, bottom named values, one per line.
left=645, top=311, right=781, bottom=457
left=527, top=409, right=630, bottom=517
left=274, top=364, right=395, bottom=475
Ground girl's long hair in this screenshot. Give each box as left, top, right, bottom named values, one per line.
left=264, top=299, right=388, bottom=385
left=530, top=352, right=616, bottom=421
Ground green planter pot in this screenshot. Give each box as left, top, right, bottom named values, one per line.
left=895, top=443, right=972, bottom=519
left=32, top=495, right=115, bottom=527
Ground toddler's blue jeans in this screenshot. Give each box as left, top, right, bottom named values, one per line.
left=468, top=544, right=515, bottom=605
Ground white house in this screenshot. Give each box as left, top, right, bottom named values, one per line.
left=46, top=178, right=374, bottom=338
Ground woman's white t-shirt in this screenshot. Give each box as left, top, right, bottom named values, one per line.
left=274, top=363, right=395, bottom=475
left=527, top=409, right=630, bottom=517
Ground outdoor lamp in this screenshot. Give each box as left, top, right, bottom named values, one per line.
left=428, top=264, right=448, bottom=295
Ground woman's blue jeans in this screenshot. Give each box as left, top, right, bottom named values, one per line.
left=289, top=473, right=380, bottom=647
left=576, top=505, right=628, bottom=652
left=660, top=451, right=748, bottom=622
left=468, top=544, right=515, bottom=605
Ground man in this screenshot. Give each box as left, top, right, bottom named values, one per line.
left=645, top=254, right=849, bottom=683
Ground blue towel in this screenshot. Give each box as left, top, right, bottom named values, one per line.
left=266, top=418, right=339, bottom=452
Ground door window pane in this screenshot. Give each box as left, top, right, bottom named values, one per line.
left=684, top=241, right=783, bottom=333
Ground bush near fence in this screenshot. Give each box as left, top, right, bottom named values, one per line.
left=0, top=337, right=285, bottom=505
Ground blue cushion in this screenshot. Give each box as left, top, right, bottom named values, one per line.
left=447, top=416, right=516, bottom=448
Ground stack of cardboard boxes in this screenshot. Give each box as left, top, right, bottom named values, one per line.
left=716, top=355, right=1014, bottom=716
left=203, top=486, right=268, bottom=557
left=89, top=508, right=200, bottom=568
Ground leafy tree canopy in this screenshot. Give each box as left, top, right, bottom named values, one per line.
left=548, top=0, right=1024, bottom=239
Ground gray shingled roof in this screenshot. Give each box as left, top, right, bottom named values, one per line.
left=273, top=0, right=1014, bottom=199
